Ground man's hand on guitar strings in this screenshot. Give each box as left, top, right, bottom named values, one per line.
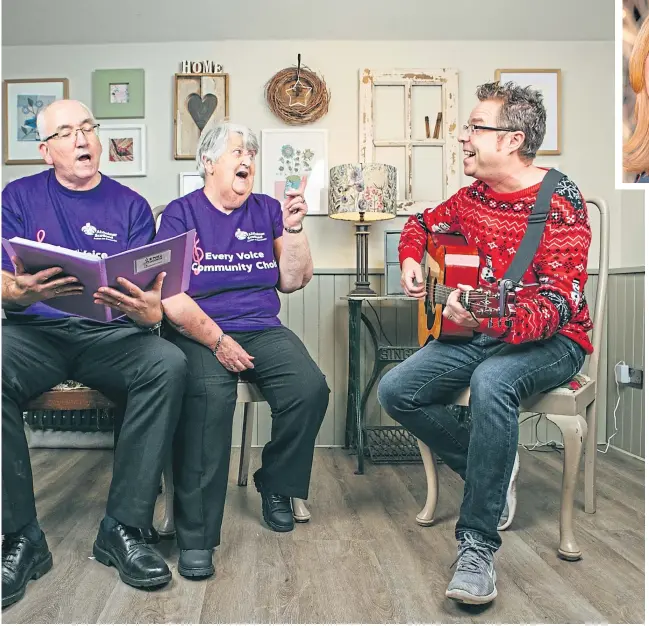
left=401, top=258, right=426, bottom=299
left=443, top=283, right=480, bottom=328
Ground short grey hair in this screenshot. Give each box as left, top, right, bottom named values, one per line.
left=36, top=100, right=94, bottom=142
left=476, top=81, right=546, bottom=160
left=196, top=121, right=259, bottom=178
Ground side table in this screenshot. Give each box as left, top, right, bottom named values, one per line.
left=342, top=294, right=420, bottom=474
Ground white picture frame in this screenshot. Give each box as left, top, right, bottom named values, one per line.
left=97, top=123, right=146, bottom=177
left=494, top=69, right=561, bottom=155
left=261, top=129, right=328, bottom=215
left=179, top=171, right=203, bottom=196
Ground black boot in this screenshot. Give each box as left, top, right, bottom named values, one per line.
left=253, top=472, right=294, bottom=532
left=178, top=549, right=215, bottom=579
left=2, top=532, right=53, bottom=608
left=93, top=523, right=171, bottom=588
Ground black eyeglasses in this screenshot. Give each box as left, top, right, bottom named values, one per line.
left=42, top=123, right=100, bottom=142
left=462, top=124, right=519, bottom=135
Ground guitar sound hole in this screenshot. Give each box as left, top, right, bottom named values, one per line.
left=426, top=278, right=437, bottom=329
left=427, top=306, right=436, bottom=330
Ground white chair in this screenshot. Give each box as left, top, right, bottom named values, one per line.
left=157, top=381, right=311, bottom=536
left=414, top=197, right=609, bottom=561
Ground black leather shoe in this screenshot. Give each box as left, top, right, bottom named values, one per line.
left=2, top=532, right=53, bottom=608
left=93, top=523, right=171, bottom=588
left=139, top=527, right=160, bottom=545
left=178, top=549, right=215, bottom=579
left=253, top=473, right=294, bottom=532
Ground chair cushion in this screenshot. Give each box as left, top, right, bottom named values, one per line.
left=53, top=380, right=87, bottom=390
left=549, top=373, right=592, bottom=394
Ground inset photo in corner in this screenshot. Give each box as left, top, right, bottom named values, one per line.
left=620, top=0, right=649, bottom=185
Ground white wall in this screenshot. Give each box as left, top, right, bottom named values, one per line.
left=2, top=39, right=642, bottom=270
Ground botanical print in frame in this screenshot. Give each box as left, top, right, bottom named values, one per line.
left=261, top=129, right=328, bottom=215
left=3, top=78, right=69, bottom=164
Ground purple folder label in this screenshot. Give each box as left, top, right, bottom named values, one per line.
left=134, top=249, right=172, bottom=274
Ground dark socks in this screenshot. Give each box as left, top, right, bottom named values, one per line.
left=100, top=514, right=119, bottom=532
left=17, top=518, right=42, bottom=542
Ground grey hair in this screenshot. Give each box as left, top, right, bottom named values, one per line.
left=36, top=100, right=94, bottom=142
left=196, top=121, right=259, bottom=178
left=476, top=81, right=546, bottom=160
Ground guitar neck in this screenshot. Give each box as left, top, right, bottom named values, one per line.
left=431, top=283, right=456, bottom=306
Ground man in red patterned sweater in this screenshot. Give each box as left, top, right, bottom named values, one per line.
left=378, top=81, right=592, bottom=605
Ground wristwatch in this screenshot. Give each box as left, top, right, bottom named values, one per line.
left=284, top=222, right=304, bottom=234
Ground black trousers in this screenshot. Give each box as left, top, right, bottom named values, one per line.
left=168, top=325, right=330, bottom=549
left=2, top=316, right=187, bottom=533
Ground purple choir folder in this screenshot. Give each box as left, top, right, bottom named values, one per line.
left=2, top=230, right=195, bottom=322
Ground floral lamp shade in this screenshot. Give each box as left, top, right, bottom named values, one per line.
left=328, top=163, right=397, bottom=222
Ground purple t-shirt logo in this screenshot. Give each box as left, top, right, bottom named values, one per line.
left=82, top=222, right=97, bottom=236
left=193, top=233, right=204, bottom=276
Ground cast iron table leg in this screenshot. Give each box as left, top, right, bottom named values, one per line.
left=347, top=300, right=363, bottom=473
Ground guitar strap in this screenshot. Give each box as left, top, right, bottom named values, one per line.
left=501, top=167, right=564, bottom=285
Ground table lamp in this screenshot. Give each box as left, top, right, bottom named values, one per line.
left=328, top=163, right=397, bottom=295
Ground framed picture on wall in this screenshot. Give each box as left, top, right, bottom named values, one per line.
left=174, top=73, right=229, bottom=160
left=179, top=171, right=203, bottom=196
left=494, top=69, right=561, bottom=155
left=3, top=77, right=69, bottom=164
left=92, top=68, right=145, bottom=119
left=97, top=123, right=146, bottom=177
left=260, top=128, right=328, bottom=215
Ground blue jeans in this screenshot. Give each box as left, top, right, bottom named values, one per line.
left=377, top=332, right=586, bottom=549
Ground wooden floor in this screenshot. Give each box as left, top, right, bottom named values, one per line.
left=3, top=446, right=645, bottom=624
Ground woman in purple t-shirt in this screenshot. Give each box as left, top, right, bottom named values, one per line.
left=156, top=122, right=329, bottom=579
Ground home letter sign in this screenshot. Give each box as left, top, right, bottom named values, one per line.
left=180, top=61, right=224, bottom=74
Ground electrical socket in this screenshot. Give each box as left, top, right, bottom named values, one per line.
left=628, top=367, right=643, bottom=388
left=615, top=363, right=630, bottom=384
left=614, top=363, right=643, bottom=388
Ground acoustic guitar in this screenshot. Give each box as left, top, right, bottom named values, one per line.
left=417, top=232, right=517, bottom=346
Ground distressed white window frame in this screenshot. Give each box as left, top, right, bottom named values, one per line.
left=359, top=68, right=460, bottom=216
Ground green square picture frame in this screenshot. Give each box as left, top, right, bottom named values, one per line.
left=92, top=69, right=145, bottom=119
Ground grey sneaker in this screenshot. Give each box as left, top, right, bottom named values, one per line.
left=497, top=451, right=520, bottom=531
left=445, top=532, right=497, bottom=604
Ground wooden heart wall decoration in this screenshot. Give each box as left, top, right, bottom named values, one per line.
left=186, top=93, right=218, bottom=131
left=174, top=72, right=229, bottom=160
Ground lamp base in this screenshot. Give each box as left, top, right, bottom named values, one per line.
left=349, top=223, right=377, bottom=296
left=349, top=284, right=377, bottom=296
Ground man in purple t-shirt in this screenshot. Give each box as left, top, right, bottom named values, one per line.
left=156, top=121, right=329, bottom=579
left=1, top=100, right=186, bottom=606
